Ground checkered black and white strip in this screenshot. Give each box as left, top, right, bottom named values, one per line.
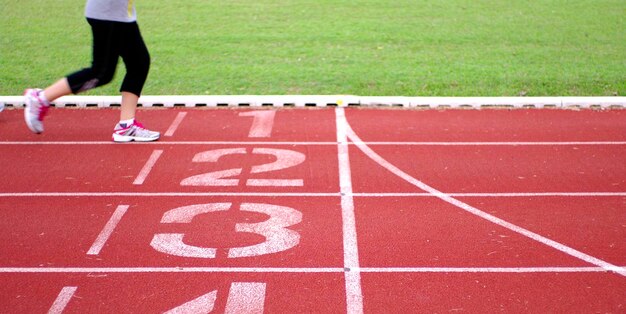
left=1, top=96, right=624, bottom=109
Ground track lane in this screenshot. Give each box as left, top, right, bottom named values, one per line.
left=1, top=107, right=625, bottom=312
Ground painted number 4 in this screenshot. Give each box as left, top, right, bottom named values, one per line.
left=166, top=282, right=266, bottom=314
left=51, top=283, right=266, bottom=314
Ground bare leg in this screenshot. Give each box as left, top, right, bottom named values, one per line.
left=120, top=91, right=138, bottom=121
left=43, top=78, right=72, bottom=102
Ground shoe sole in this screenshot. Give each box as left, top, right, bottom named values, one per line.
left=112, top=134, right=160, bottom=142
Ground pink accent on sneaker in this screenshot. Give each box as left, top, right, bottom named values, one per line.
left=112, top=120, right=160, bottom=142
left=25, top=89, right=50, bottom=120
left=38, top=104, right=49, bottom=121
left=23, top=88, right=50, bottom=134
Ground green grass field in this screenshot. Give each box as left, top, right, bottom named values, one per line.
left=1, top=0, right=624, bottom=96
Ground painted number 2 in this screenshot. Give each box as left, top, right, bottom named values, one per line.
left=180, top=148, right=305, bottom=187
left=151, top=202, right=302, bottom=258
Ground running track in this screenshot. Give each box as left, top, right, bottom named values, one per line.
left=0, top=107, right=625, bottom=313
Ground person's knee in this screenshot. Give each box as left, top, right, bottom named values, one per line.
left=96, top=68, right=116, bottom=86
left=125, top=52, right=150, bottom=83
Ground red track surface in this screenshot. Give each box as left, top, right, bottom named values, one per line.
left=0, top=107, right=625, bottom=313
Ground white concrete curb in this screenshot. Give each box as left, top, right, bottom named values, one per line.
left=1, top=95, right=624, bottom=109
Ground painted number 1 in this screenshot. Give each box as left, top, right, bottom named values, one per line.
left=239, top=111, right=276, bottom=138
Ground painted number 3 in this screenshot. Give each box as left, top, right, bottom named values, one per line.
left=180, top=148, right=305, bottom=187
left=151, top=203, right=303, bottom=258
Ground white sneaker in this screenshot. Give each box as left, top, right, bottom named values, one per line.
left=112, top=121, right=160, bottom=142
left=24, top=88, right=50, bottom=133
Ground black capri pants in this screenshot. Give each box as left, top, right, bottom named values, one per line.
left=67, top=18, right=150, bottom=96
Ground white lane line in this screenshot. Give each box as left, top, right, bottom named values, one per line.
left=353, top=192, right=626, bottom=197
left=133, top=149, right=163, bottom=185
left=1, top=192, right=625, bottom=197
left=48, top=286, right=77, bottom=314
left=339, top=113, right=626, bottom=277
left=360, top=267, right=626, bottom=273
left=0, top=192, right=338, bottom=197
left=365, top=141, right=626, bottom=146
left=1, top=266, right=623, bottom=274
left=164, top=112, right=187, bottom=137
left=87, top=205, right=129, bottom=255
left=0, top=141, right=337, bottom=145
left=1, top=141, right=625, bottom=146
left=336, top=108, right=364, bottom=314
left=0, top=267, right=345, bottom=273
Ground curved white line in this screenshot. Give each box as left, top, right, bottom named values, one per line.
left=337, top=108, right=626, bottom=277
